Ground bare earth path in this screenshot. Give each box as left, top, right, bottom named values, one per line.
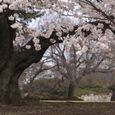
left=0, top=102, right=115, bottom=115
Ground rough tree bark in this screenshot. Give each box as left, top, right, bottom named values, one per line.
left=0, top=13, right=15, bottom=104
left=67, top=81, right=75, bottom=99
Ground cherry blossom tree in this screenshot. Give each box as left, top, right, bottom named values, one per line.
left=0, top=0, right=78, bottom=104
left=49, top=0, right=115, bottom=99
left=48, top=42, right=115, bottom=99
left=0, top=0, right=115, bottom=104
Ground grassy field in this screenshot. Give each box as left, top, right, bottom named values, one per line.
left=0, top=102, right=115, bottom=115
left=74, top=87, right=110, bottom=97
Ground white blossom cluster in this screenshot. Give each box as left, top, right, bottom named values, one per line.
left=1, top=0, right=114, bottom=54
left=0, top=0, right=43, bottom=50
left=0, top=0, right=32, bottom=13
left=0, top=0, right=77, bottom=50
left=21, top=9, right=75, bottom=50
left=39, top=0, right=115, bottom=56
left=64, top=23, right=115, bottom=59
left=10, top=5, right=76, bottom=51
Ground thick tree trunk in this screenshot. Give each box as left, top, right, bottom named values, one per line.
left=0, top=62, right=22, bottom=104
left=67, top=81, right=75, bottom=99
left=8, top=71, right=22, bottom=104
left=0, top=75, right=10, bottom=103
left=110, top=86, right=115, bottom=101
left=0, top=13, right=17, bottom=104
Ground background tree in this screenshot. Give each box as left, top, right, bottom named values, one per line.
left=47, top=43, right=115, bottom=99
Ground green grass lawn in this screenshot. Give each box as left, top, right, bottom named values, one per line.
left=74, top=87, right=110, bottom=97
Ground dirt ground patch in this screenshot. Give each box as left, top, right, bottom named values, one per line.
left=0, top=102, right=115, bottom=115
